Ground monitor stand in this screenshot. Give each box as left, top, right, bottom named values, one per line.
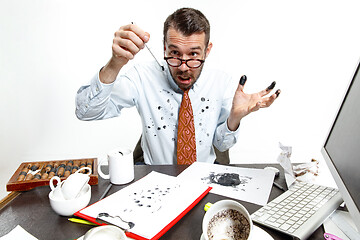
left=323, top=209, right=360, bottom=240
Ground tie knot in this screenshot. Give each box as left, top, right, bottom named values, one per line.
left=182, top=89, right=189, bottom=95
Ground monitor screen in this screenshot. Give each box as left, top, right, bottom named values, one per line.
left=322, top=59, right=360, bottom=231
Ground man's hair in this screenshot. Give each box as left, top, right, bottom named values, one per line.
left=163, top=8, right=210, bottom=47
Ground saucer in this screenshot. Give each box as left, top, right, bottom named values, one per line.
left=200, top=225, right=274, bottom=240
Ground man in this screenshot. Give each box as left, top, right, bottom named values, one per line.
left=76, top=8, right=280, bottom=165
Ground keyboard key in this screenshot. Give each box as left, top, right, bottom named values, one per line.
left=280, top=223, right=291, bottom=231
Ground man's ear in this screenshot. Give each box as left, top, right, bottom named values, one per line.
left=205, top=42, right=213, bottom=58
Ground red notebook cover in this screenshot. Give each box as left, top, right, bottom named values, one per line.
left=75, top=172, right=212, bottom=240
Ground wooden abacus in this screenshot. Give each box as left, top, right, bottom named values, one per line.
left=6, top=158, right=98, bottom=191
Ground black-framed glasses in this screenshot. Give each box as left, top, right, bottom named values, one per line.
left=164, top=57, right=205, bottom=69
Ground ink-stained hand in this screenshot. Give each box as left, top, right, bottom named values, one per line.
left=227, top=75, right=280, bottom=131
left=112, top=23, right=150, bottom=65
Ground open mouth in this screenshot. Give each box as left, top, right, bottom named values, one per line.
left=178, top=76, right=192, bottom=83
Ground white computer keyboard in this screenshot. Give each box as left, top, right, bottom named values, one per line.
left=251, top=181, right=343, bottom=240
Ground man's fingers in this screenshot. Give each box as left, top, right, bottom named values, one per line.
left=250, top=101, right=261, bottom=112
left=258, top=89, right=281, bottom=108
left=121, top=24, right=150, bottom=43
left=112, top=24, right=150, bottom=61
left=112, top=42, right=134, bottom=60
left=259, top=81, right=276, bottom=97
left=236, top=75, right=247, bottom=92
left=114, top=37, right=140, bottom=56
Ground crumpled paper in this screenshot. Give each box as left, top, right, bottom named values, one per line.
left=277, top=142, right=319, bottom=188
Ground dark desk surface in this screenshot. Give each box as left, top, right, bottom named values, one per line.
left=0, top=164, right=325, bottom=239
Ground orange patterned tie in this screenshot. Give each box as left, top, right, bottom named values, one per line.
left=177, top=89, right=197, bottom=164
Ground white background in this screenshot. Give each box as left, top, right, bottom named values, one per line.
left=1, top=0, right=360, bottom=199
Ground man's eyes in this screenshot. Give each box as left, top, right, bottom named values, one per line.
left=168, top=50, right=201, bottom=58
left=190, top=52, right=199, bottom=57
left=170, top=50, right=179, bottom=56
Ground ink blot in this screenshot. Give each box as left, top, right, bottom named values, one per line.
left=158, top=106, right=162, bottom=110
left=204, top=173, right=247, bottom=187
left=201, top=97, right=205, bottom=102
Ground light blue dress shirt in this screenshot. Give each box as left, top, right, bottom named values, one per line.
left=76, top=60, right=240, bottom=165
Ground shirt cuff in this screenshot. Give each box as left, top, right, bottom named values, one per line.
left=91, top=70, right=114, bottom=98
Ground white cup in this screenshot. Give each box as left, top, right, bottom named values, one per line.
left=98, top=148, right=134, bottom=185
left=49, top=176, right=65, bottom=200
left=61, top=167, right=91, bottom=200
left=83, top=225, right=127, bottom=240
left=202, top=200, right=253, bottom=240
left=49, top=184, right=91, bottom=216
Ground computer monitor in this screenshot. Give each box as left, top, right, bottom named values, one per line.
left=321, top=58, right=360, bottom=232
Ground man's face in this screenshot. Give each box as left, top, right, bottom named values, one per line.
left=164, top=28, right=212, bottom=90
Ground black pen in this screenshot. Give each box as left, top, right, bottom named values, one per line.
left=131, top=22, right=164, bottom=71
left=273, top=182, right=285, bottom=191
left=99, top=183, right=112, bottom=200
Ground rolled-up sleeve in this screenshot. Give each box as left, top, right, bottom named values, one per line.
left=213, top=120, right=240, bottom=152
left=75, top=70, right=138, bottom=121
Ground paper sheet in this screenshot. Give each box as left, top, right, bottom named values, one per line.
left=177, top=162, right=275, bottom=206
left=78, top=171, right=209, bottom=240
left=0, top=225, right=38, bottom=240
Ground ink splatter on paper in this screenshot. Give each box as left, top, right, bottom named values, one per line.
left=178, top=162, right=276, bottom=206
left=125, top=184, right=180, bottom=214
left=202, top=172, right=251, bottom=187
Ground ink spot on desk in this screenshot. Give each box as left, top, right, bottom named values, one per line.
left=201, top=97, right=205, bottom=102
left=157, top=127, right=161, bottom=130
left=158, top=106, right=162, bottom=110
